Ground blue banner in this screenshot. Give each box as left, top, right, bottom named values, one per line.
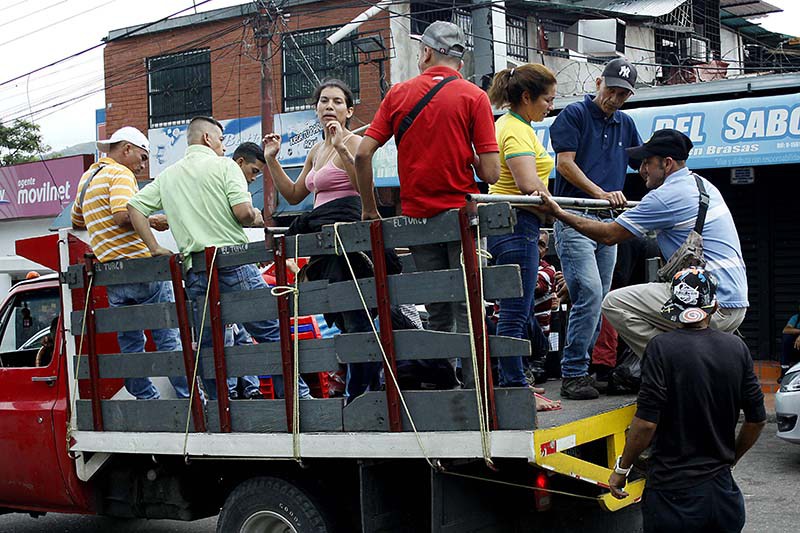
left=533, top=92, right=800, bottom=171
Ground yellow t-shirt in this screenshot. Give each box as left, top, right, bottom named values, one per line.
left=70, top=157, right=150, bottom=262
left=489, top=111, right=554, bottom=196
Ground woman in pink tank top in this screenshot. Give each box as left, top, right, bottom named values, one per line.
left=263, top=80, right=385, bottom=403
left=263, top=79, right=361, bottom=210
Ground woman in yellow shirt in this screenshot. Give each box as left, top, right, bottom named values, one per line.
left=487, top=64, right=557, bottom=394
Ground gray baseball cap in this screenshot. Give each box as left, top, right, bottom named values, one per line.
left=602, top=57, right=637, bottom=92
left=411, top=21, right=466, bottom=59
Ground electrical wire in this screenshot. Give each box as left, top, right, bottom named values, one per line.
left=0, top=0, right=69, bottom=31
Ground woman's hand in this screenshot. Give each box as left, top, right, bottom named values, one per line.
left=263, top=133, right=281, bottom=160
left=327, top=121, right=346, bottom=150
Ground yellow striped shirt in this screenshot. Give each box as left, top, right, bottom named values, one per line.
left=70, top=157, right=150, bottom=262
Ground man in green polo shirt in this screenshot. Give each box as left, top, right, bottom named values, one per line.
left=128, top=116, right=310, bottom=399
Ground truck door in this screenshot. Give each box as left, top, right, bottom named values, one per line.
left=0, top=284, right=76, bottom=510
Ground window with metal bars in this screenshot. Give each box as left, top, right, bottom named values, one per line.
left=147, top=49, right=212, bottom=128
left=282, top=27, right=360, bottom=112
left=410, top=2, right=473, bottom=49
left=506, top=15, right=528, bottom=62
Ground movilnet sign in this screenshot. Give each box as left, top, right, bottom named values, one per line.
left=0, top=155, right=91, bottom=221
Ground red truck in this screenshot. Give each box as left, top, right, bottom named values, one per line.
left=0, top=207, right=643, bottom=532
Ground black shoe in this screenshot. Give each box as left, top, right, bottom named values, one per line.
left=561, top=376, right=599, bottom=400
left=590, top=374, right=609, bottom=393
left=245, top=391, right=264, bottom=399
left=229, top=390, right=240, bottom=400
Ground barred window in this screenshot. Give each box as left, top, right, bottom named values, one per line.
left=147, top=49, right=212, bottom=128
left=282, top=27, right=360, bottom=112
left=506, top=15, right=528, bottom=62
left=411, top=2, right=473, bottom=49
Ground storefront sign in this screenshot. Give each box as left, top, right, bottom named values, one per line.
left=0, top=155, right=90, bottom=221
left=272, top=110, right=323, bottom=167
left=533, top=92, right=800, bottom=171
left=148, top=116, right=262, bottom=176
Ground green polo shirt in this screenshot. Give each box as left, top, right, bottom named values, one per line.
left=128, top=144, right=252, bottom=269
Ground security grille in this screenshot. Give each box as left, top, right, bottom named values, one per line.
left=506, top=15, right=528, bottom=62
left=147, top=49, right=212, bottom=128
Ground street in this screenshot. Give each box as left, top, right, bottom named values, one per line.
left=0, top=424, right=797, bottom=532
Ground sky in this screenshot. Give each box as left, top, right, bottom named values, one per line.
left=0, top=0, right=798, bottom=152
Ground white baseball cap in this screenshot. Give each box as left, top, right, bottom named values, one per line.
left=96, top=126, right=149, bottom=153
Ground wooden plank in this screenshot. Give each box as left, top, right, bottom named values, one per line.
left=66, top=256, right=174, bottom=289
left=72, top=302, right=179, bottom=334
left=336, top=331, right=531, bottom=363
left=211, top=265, right=521, bottom=323
left=343, top=388, right=535, bottom=432
left=183, top=204, right=515, bottom=270
left=76, top=399, right=191, bottom=432
left=190, top=241, right=274, bottom=273
left=198, top=338, right=339, bottom=378
left=75, top=351, right=186, bottom=379
left=315, top=203, right=516, bottom=255
left=206, top=399, right=344, bottom=432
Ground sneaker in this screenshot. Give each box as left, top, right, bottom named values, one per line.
left=245, top=391, right=264, bottom=399
left=561, top=376, right=599, bottom=400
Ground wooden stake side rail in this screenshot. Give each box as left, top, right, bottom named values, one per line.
left=68, top=205, right=538, bottom=435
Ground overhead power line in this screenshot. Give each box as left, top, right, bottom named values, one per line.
left=0, top=0, right=69, bottom=31
left=0, top=0, right=217, bottom=89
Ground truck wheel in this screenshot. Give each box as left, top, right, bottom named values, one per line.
left=217, top=476, right=334, bottom=533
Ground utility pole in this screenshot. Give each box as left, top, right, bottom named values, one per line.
left=256, top=1, right=277, bottom=231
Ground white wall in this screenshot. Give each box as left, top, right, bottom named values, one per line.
left=720, top=26, right=744, bottom=77
left=390, top=1, right=417, bottom=84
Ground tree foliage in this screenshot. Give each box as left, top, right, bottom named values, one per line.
left=0, top=119, right=50, bottom=166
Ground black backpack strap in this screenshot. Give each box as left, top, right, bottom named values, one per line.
left=693, top=173, right=710, bottom=235
left=77, top=164, right=107, bottom=211
left=395, top=76, right=457, bottom=146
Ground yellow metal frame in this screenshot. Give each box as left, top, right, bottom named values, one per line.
left=532, top=404, right=645, bottom=512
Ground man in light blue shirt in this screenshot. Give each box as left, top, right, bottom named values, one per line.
left=538, top=129, right=748, bottom=357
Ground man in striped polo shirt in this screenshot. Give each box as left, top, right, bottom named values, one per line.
left=71, top=126, right=189, bottom=400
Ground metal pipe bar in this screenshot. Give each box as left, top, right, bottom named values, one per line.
left=265, top=226, right=290, bottom=234
left=168, top=255, right=206, bottom=433
left=457, top=206, right=498, bottom=431
left=466, top=194, right=639, bottom=209
left=82, top=254, right=103, bottom=432
left=273, top=236, right=297, bottom=432
left=205, top=247, right=232, bottom=433
left=369, top=220, right=402, bottom=432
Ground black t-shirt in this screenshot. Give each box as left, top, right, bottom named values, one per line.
left=636, top=328, right=766, bottom=490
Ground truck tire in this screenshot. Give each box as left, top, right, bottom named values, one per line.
left=217, top=476, right=335, bottom=533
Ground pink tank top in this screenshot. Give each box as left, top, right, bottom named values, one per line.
left=305, top=160, right=359, bottom=208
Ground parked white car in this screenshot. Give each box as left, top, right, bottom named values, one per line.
left=777, top=362, right=800, bottom=444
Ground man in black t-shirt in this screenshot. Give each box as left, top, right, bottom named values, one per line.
left=608, top=268, right=766, bottom=533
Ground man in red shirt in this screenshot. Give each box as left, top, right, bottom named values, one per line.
left=355, top=20, right=499, bottom=384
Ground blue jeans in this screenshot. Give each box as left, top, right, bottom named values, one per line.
left=555, top=215, right=616, bottom=378
left=185, top=264, right=310, bottom=399
left=232, top=324, right=261, bottom=397
left=342, top=310, right=382, bottom=404
left=487, top=210, right=540, bottom=387
left=105, top=281, right=190, bottom=399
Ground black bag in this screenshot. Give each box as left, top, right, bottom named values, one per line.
left=395, top=76, right=457, bottom=145
left=609, top=347, right=641, bottom=394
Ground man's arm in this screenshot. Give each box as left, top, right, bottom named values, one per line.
left=608, top=416, right=658, bottom=498
left=537, top=194, right=634, bottom=245
left=231, top=202, right=263, bottom=227
left=734, top=420, right=766, bottom=465
left=782, top=317, right=800, bottom=335
left=556, top=152, right=627, bottom=208
left=355, top=136, right=381, bottom=221
left=127, top=205, right=173, bottom=256
left=474, top=152, right=500, bottom=185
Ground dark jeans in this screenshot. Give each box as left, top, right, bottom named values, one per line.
left=487, top=210, right=540, bottom=387
left=342, top=309, right=382, bottom=404
left=643, top=470, right=745, bottom=533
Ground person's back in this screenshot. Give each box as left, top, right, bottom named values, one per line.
left=639, top=328, right=762, bottom=488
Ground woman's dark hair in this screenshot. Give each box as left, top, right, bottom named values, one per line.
left=311, top=78, right=355, bottom=109
left=487, top=64, right=557, bottom=109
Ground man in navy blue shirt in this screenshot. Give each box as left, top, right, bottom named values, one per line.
left=537, top=129, right=748, bottom=359
left=549, top=58, right=642, bottom=399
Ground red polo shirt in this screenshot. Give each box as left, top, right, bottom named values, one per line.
left=365, top=66, right=499, bottom=218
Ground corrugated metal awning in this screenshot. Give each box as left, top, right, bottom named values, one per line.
left=520, top=0, right=690, bottom=18
left=719, top=0, right=782, bottom=20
